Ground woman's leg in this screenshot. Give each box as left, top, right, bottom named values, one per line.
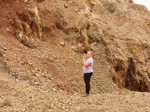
left=84, top=73, right=93, bottom=94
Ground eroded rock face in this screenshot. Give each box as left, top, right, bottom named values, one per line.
left=2, top=0, right=150, bottom=93
left=36, top=0, right=150, bottom=92
left=14, top=7, right=42, bottom=48
left=125, top=58, right=150, bottom=92
left=112, top=57, right=150, bottom=92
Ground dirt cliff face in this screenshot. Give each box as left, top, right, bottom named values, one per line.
left=0, top=0, right=150, bottom=98
left=34, top=0, right=150, bottom=92
left=1, top=0, right=150, bottom=93
left=1, top=0, right=150, bottom=111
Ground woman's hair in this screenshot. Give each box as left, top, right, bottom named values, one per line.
left=87, top=51, right=93, bottom=56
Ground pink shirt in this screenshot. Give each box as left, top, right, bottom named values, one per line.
left=83, top=58, right=93, bottom=73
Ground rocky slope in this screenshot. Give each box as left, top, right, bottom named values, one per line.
left=0, top=0, right=150, bottom=111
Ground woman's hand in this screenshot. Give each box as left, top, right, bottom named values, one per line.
left=83, top=55, right=90, bottom=67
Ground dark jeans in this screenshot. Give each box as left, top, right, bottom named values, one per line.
left=84, top=72, right=93, bottom=94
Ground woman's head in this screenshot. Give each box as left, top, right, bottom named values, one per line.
left=86, top=51, right=93, bottom=58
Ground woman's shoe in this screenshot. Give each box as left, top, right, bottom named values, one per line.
left=82, top=93, right=89, bottom=97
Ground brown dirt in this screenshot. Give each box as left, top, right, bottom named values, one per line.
left=0, top=0, right=150, bottom=111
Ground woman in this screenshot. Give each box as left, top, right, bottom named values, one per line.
left=82, top=51, right=93, bottom=97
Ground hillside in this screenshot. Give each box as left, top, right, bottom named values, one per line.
left=0, top=0, right=150, bottom=111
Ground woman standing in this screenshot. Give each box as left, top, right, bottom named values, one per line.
left=82, top=51, right=93, bottom=97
